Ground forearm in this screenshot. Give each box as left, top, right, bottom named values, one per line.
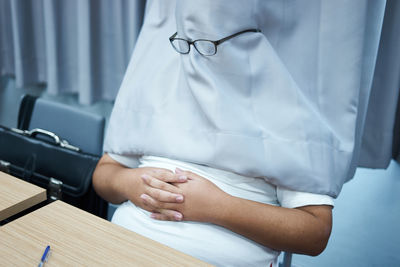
left=211, top=195, right=332, bottom=256
left=93, top=154, right=187, bottom=220
left=92, top=157, right=142, bottom=204
left=140, top=168, right=332, bottom=255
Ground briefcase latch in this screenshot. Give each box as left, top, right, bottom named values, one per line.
left=48, top=177, right=63, bottom=201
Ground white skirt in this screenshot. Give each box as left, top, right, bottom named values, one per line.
left=112, top=156, right=280, bottom=267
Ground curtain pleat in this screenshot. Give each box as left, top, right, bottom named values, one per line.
left=10, top=0, right=46, bottom=86
left=358, top=0, right=400, bottom=169
left=0, top=0, right=145, bottom=104
left=0, top=0, right=14, bottom=77
left=393, top=96, right=400, bottom=161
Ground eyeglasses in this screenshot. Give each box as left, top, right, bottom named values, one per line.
left=169, top=29, right=261, bottom=56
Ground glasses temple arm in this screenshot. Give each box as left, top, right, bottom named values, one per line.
left=169, top=32, right=178, bottom=40
left=215, top=29, right=261, bottom=45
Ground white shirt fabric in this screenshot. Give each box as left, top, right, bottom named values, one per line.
left=110, top=154, right=333, bottom=267
left=104, top=0, right=386, bottom=198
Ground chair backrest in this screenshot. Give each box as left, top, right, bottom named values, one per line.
left=17, top=95, right=105, bottom=156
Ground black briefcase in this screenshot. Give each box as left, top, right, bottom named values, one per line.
left=0, top=125, right=107, bottom=219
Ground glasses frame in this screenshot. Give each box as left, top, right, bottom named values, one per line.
left=169, top=29, right=261, bottom=56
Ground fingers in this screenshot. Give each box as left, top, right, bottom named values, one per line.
left=151, top=210, right=183, bottom=221
left=149, top=168, right=188, bottom=183
left=175, top=167, right=185, bottom=174
left=175, top=167, right=197, bottom=179
left=141, top=174, right=184, bottom=202
left=140, top=194, right=183, bottom=221
left=140, top=193, right=177, bottom=210
left=138, top=167, right=192, bottom=222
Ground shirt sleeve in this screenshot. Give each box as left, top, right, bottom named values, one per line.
left=107, top=153, right=140, bottom=169
left=277, top=187, right=334, bottom=209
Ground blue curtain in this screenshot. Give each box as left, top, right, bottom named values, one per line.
left=0, top=0, right=145, bottom=104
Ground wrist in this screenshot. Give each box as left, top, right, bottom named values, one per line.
left=207, top=192, right=235, bottom=225
left=118, top=168, right=144, bottom=204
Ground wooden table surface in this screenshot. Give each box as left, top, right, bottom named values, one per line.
left=0, top=171, right=46, bottom=221
left=0, top=200, right=213, bottom=266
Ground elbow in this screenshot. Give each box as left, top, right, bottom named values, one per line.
left=295, top=205, right=333, bottom=256
left=285, top=226, right=331, bottom=256
left=91, top=154, right=129, bottom=205
left=306, top=225, right=331, bottom=256
left=92, top=153, right=113, bottom=193
left=92, top=157, right=112, bottom=201
left=92, top=161, right=102, bottom=193
left=308, top=241, right=328, bottom=257
left=300, top=238, right=329, bottom=257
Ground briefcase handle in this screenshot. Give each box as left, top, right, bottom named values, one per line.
left=11, top=128, right=80, bottom=152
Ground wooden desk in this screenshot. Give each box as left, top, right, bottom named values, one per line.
left=0, top=171, right=46, bottom=221
left=0, top=201, right=212, bottom=266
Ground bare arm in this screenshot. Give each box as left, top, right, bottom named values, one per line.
left=92, top=153, right=187, bottom=219
left=94, top=155, right=332, bottom=255
left=142, top=169, right=332, bottom=256
left=214, top=194, right=332, bottom=256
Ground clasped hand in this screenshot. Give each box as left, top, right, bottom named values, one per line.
left=139, top=167, right=227, bottom=222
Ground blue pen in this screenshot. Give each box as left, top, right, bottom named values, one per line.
left=38, top=245, right=50, bottom=267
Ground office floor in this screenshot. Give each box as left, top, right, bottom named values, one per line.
left=1, top=76, right=399, bottom=267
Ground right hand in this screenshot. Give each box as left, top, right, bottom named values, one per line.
left=92, top=154, right=187, bottom=222
left=134, top=167, right=188, bottom=221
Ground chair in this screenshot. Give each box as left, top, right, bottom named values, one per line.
left=279, top=252, right=292, bottom=267
left=17, top=94, right=108, bottom=218
left=18, top=95, right=105, bottom=156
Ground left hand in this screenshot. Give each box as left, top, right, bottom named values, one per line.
left=140, top=168, right=229, bottom=222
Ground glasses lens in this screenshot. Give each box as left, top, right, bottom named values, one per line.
left=171, top=39, right=190, bottom=54
left=194, top=40, right=216, bottom=56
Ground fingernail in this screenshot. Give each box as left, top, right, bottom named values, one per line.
left=141, top=174, right=149, bottom=181
left=140, top=194, right=147, bottom=200
left=178, top=175, right=187, bottom=182
left=150, top=213, right=157, bottom=219
left=175, top=167, right=184, bottom=174
left=176, top=195, right=184, bottom=202
left=174, top=213, right=182, bottom=221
